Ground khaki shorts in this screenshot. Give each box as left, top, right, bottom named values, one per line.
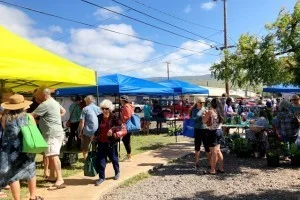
left=81, top=135, right=92, bottom=152
left=44, top=135, right=64, bottom=157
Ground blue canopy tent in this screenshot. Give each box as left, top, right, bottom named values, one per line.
left=56, top=74, right=174, bottom=96
left=157, top=79, right=209, bottom=94
left=263, top=84, right=300, bottom=93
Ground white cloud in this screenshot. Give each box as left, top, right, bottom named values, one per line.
left=48, top=25, right=63, bottom=34
left=0, top=3, right=215, bottom=79
left=201, top=2, right=216, bottom=10
left=0, top=4, right=34, bottom=38
left=93, top=6, right=123, bottom=21
left=184, top=4, right=191, bottom=13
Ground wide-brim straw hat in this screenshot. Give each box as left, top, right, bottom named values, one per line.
left=196, top=97, right=206, bottom=103
left=1, top=94, right=32, bottom=110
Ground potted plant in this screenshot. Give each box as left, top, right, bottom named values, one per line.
left=232, top=138, right=252, bottom=158
left=266, top=138, right=282, bottom=167
left=290, top=144, right=300, bottom=166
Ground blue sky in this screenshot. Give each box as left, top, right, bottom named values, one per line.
left=0, top=0, right=297, bottom=78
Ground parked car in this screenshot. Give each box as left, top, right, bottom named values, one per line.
left=133, top=103, right=145, bottom=113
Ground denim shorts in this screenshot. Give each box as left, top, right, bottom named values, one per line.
left=207, top=129, right=223, bottom=147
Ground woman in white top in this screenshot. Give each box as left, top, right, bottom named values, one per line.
left=202, top=98, right=225, bottom=174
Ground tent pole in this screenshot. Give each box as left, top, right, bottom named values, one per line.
left=173, top=93, right=177, bottom=143
left=118, top=93, right=121, bottom=158
left=0, top=80, right=5, bottom=90
left=95, top=71, right=99, bottom=105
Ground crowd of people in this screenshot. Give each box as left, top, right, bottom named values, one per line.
left=0, top=86, right=138, bottom=199
left=0, top=86, right=299, bottom=199
left=189, top=94, right=300, bottom=174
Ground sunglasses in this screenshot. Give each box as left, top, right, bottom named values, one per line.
left=101, top=107, right=109, bottom=111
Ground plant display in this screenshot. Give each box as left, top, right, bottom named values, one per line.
left=290, top=143, right=300, bottom=166
left=232, top=138, right=253, bottom=157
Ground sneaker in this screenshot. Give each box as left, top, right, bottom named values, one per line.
left=114, top=173, right=120, bottom=180
left=95, top=179, right=105, bottom=186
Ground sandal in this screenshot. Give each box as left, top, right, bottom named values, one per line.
left=47, top=183, right=67, bottom=190
left=3, top=185, right=10, bottom=190
left=203, top=170, right=216, bottom=175
left=29, top=196, right=44, bottom=200
left=217, top=169, right=225, bottom=173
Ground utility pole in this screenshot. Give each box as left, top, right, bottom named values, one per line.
left=223, top=0, right=229, bottom=96
left=214, top=0, right=229, bottom=96
left=166, top=61, right=170, bottom=80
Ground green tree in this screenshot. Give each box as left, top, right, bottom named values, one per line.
left=211, top=1, right=300, bottom=88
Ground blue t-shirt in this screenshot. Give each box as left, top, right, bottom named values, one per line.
left=80, top=103, right=101, bottom=136
left=191, top=107, right=206, bottom=129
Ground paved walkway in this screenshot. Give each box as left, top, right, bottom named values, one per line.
left=30, top=139, right=194, bottom=200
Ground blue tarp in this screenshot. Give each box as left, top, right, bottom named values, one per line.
left=157, top=79, right=209, bottom=94
left=55, top=74, right=174, bottom=96
left=263, top=84, right=300, bottom=93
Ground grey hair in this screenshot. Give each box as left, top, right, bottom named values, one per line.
left=279, top=99, right=291, bottom=112
left=43, top=88, right=51, bottom=95
left=100, top=99, right=115, bottom=111
left=85, top=95, right=95, bottom=103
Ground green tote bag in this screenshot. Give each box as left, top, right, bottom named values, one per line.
left=21, top=114, right=48, bottom=154
left=84, top=144, right=98, bottom=177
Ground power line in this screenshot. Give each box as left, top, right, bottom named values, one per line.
left=98, top=47, right=217, bottom=73
left=228, top=36, right=237, bottom=46
left=129, top=0, right=222, bottom=32
left=109, top=0, right=222, bottom=45
left=0, top=0, right=215, bottom=54
left=81, top=0, right=216, bottom=48
left=40, top=8, right=132, bottom=48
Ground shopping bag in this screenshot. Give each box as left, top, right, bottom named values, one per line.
left=21, top=114, right=48, bottom=153
left=84, top=144, right=98, bottom=177
left=183, top=118, right=195, bottom=138
left=126, top=114, right=141, bottom=133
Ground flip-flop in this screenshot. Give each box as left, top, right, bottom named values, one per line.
left=47, top=183, right=67, bottom=190
left=29, top=196, right=44, bottom=200
left=3, top=185, right=10, bottom=190
left=203, top=170, right=216, bottom=175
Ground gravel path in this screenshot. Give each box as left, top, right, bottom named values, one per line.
left=103, top=152, right=300, bottom=200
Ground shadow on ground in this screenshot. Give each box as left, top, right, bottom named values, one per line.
left=172, top=189, right=300, bottom=200
left=150, top=152, right=300, bottom=181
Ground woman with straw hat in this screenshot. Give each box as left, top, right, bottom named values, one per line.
left=0, top=94, right=43, bottom=200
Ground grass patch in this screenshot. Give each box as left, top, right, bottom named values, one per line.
left=119, top=172, right=152, bottom=188
left=119, top=133, right=177, bottom=158
left=2, top=133, right=176, bottom=199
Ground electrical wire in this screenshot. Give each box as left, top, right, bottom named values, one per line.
left=40, top=8, right=132, bottom=48
left=81, top=0, right=216, bottom=48
left=109, top=0, right=222, bottom=45
left=0, top=0, right=213, bottom=54
left=98, top=47, right=218, bottom=73
left=129, top=0, right=222, bottom=32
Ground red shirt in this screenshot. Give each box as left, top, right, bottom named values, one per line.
left=98, top=117, right=110, bottom=143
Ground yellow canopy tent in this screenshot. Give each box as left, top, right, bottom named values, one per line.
left=0, top=26, right=96, bottom=92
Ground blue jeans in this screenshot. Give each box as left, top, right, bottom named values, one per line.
left=97, top=142, right=119, bottom=179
